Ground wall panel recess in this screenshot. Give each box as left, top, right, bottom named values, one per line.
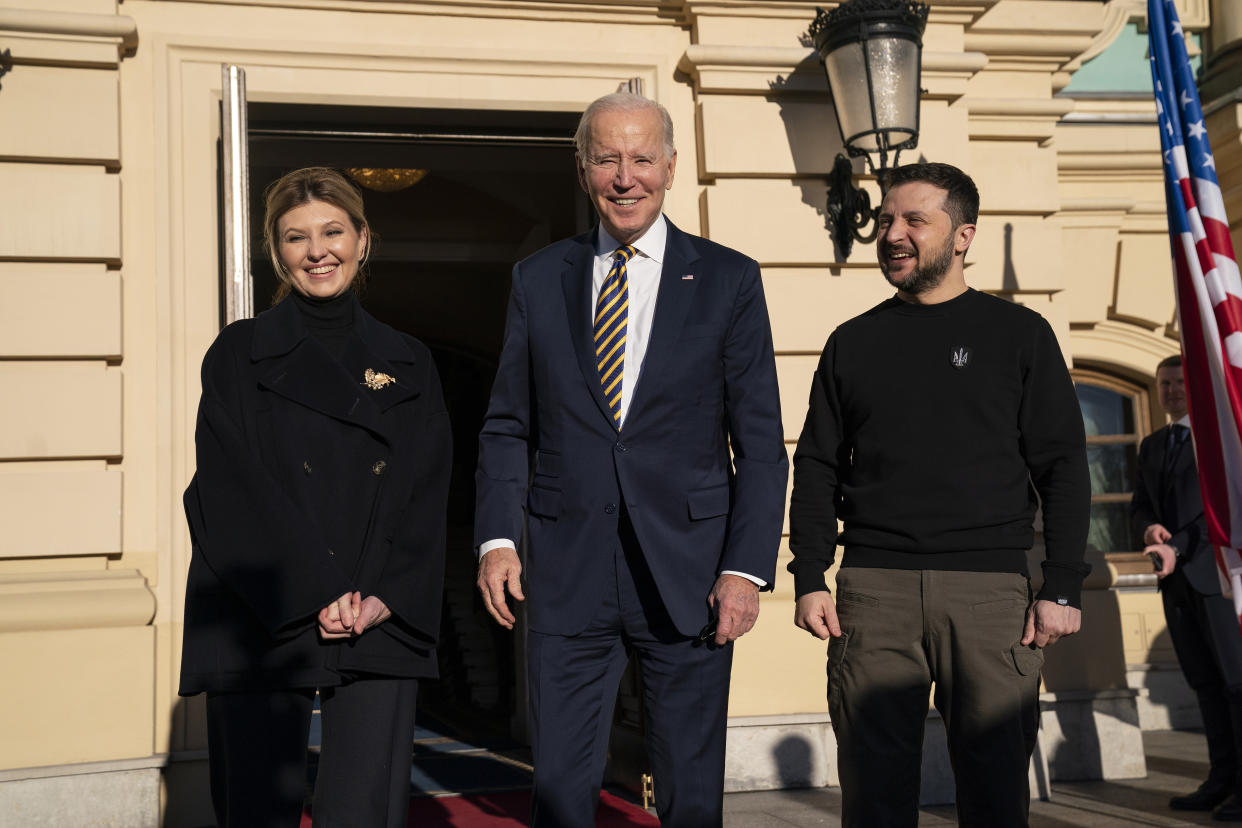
left=0, top=264, right=121, bottom=357
left=775, top=354, right=820, bottom=440
left=0, top=164, right=120, bottom=261
left=0, top=469, right=121, bottom=558
left=706, top=178, right=875, bottom=266
left=762, top=268, right=892, bottom=353
left=0, top=364, right=122, bottom=459
left=0, top=65, right=119, bottom=163
left=699, top=95, right=839, bottom=177
left=0, top=623, right=154, bottom=768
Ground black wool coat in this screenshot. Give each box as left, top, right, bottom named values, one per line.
left=179, top=294, right=451, bottom=694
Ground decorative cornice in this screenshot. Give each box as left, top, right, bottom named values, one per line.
left=967, top=98, right=1076, bottom=118
left=142, top=0, right=689, bottom=24
left=965, top=96, right=1076, bottom=141
left=0, top=9, right=137, bottom=51
left=1172, top=0, right=1210, bottom=30
left=1058, top=0, right=1209, bottom=78
left=0, top=570, right=155, bottom=633
left=679, top=44, right=987, bottom=72
left=679, top=44, right=814, bottom=70
left=1060, top=111, right=1158, bottom=125
left=964, top=33, right=1095, bottom=61
left=1058, top=197, right=1139, bottom=213
left=1062, top=0, right=1143, bottom=73
left=678, top=44, right=986, bottom=97
left=1072, top=320, right=1179, bottom=379
left=1059, top=152, right=1164, bottom=170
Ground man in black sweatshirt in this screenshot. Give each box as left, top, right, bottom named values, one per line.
left=788, top=162, right=1090, bottom=827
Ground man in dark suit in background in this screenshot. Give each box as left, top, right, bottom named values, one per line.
left=1135, top=353, right=1242, bottom=820
left=472, top=92, right=787, bottom=827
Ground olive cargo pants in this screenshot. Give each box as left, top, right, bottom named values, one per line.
left=828, top=568, right=1043, bottom=827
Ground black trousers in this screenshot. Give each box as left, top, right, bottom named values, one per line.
left=206, top=678, right=418, bottom=828
left=1163, top=567, right=1242, bottom=792
left=527, top=515, right=734, bottom=828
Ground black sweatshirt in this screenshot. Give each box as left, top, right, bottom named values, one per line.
left=788, top=288, right=1091, bottom=607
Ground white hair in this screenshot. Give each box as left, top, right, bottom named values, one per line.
left=573, top=92, right=675, bottom=158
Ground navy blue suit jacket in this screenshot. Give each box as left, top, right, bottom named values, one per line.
left=1132, top=423, right=1217, bottom=595
left=475, top=219, right=788, bottom=637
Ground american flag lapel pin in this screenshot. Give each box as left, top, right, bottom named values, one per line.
left=682, top=274, right=694, bottom=280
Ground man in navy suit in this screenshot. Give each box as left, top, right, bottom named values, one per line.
left=473, top=92, right=787, bottom=827
left=1135, top=354, right=1242, bottom=820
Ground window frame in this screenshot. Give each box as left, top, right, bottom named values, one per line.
left=1071, top=368, right=1153, bottom=555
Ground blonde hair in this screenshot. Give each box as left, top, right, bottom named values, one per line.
left=262, top=167, right=372, bottom=304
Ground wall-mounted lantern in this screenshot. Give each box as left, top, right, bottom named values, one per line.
left=809, top=0, right=929, bottom=258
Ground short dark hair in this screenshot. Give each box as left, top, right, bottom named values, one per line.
left=1157, top=354, right=1183, bottom=371
left=883, top=162, right=979, bottom=228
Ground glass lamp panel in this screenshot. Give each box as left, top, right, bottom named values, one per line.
left=862, top=36, right=919, bottom=149
left=824, top=42, right=875, bottom=146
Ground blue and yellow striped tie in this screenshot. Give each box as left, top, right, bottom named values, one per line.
left=594, top=245, right=634, bottom=427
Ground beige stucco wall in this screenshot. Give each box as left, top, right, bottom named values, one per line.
left=0, top=0, right=1238, bottom=819
left=0, top=0, right=157, bottom=776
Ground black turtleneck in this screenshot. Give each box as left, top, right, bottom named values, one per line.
left=291, top=289, right=355, bottom=361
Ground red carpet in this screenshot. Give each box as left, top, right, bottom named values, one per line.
left=299, top=791, right=659, bottom=826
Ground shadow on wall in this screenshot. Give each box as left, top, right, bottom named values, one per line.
left=767, top=72, right=932, bottom=265
left=768, top=73, right=848, bottom=263
left=162, top=695, right=215, bottom=828
left=771, top=733, right=818, bottom=789
left=1003, top=222, right=1019, bottom=290
left=1142, top=625, right=1204, bottom=732
left=1041, top=583, right=1145, bottom=781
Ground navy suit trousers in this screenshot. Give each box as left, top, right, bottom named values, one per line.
left=527, top=515, right=734, bottom=827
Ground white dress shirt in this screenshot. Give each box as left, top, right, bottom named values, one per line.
left=479, top=217, right=764, bottom=587
left=592, top=219, right=664, bottom=428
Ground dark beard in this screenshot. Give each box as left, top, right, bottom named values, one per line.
left=880, top=234, right=956, bottom=295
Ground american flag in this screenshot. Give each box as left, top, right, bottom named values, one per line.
left=1148, top=0, right=1242, bottom=629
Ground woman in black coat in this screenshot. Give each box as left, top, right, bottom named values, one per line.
left=179, top=166, right=451, bottom=827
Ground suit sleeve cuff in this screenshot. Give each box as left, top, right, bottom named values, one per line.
left=721, top=570, right=766, bottom=588
left=478, top=538, right=516, bottom=562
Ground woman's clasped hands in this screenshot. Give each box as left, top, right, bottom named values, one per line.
left=317, top=591, right=391, bottom=639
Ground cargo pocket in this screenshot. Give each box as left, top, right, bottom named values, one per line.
left=827, top=631, right=850, bottom=700
left=1011, top=642, right=1045, bottom=676
left=836, top=590, right=880, bottom=609
left=972, top=597, right=1025, bottom=615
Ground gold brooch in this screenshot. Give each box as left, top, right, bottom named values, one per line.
left=362, top=368, right=396, bottom=390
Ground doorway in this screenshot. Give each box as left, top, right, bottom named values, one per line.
left=241, top=101, right=590, bottom=739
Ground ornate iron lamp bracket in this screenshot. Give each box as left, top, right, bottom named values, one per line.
left=827, top=154, right=880, bottom=260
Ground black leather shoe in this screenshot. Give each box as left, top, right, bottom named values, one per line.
left=1171, top=782, right=1232, bottom=811
left=1214, top=796, right=1242, bottom=821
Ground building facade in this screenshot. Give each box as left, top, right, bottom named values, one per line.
left=0, top=0, right=1240, bottom=823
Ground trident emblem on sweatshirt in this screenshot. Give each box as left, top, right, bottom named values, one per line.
left=950, top=346, right=973, bottom=369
